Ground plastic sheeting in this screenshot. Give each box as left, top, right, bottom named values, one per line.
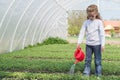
left=0, top=0, right=67, bottom=53
left=0, top=0, right=120, bottom=53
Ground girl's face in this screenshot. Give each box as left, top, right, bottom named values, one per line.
left=87, top=11, right=97, bottom=20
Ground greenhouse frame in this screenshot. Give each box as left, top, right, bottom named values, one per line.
left=0, top=0, right=120, bottom=53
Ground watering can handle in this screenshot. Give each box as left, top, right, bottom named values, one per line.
left=77, top=46, right=81, bottom=50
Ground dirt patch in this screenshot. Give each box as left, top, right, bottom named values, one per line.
left=67, top=39, right=120, bottom=45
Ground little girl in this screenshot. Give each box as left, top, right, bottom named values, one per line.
left=77, top=4, right=105, bottom=78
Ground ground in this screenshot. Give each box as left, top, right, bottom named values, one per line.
left=0, top=37, right=120, bottom=80
left=67, top=36, right=120, bottom=45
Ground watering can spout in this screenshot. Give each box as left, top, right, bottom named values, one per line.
left=74, top=60, right=79, bottom=64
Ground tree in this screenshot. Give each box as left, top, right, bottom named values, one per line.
left=68, top=10, right=86, bottom=36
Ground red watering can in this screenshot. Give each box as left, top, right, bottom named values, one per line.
left=69, top=47, right=85, bottom=74
left=74, top=47, right=85, bottom=64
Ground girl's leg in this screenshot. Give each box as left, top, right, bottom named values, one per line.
left=93, top=45, right=102, bottom=76
left=83, top=45, right=93, bottom=76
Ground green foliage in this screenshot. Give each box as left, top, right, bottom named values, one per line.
left=24, top=37, right=68, bottom=49
left=0, top=44, right=120, bottom=79
left=68, top=10, right=86, bottom=36
left=111, top=28, right=115, bottom=37
left=26, top=45, right=33, bottom=48
left=68, top=25, right=80, bottom=36
left=24, top=43, right=42, bottom=49
left=41, top=37, right=69, bottom=45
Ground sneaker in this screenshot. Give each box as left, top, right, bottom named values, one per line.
left=96, top=74, right=102, bottom=80
left=97, top=76, right=101, bottom=80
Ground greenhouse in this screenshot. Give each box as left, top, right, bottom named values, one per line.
left=0, top=0, right=120, bottom=54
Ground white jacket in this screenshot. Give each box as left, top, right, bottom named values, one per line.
left=78, top=19, right=105, bottom=47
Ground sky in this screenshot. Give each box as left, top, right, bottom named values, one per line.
left=65, top=0, right=120, bottom=20
left=99, top=0, right=120, bottom=20
left=100, top=10, right=120, bottom=20
left=100, top=8, right=120, bottom=20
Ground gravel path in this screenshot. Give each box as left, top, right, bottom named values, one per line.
left=67, top=38, right=120, bottom=45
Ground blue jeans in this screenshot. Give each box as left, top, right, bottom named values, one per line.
left=83, top=45, right=102, bottom=76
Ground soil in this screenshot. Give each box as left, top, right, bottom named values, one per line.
left=67, top=38, right=120, bottom=45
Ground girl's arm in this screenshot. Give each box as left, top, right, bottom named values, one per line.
left=77, top=22, right=86, bottom=48
left=99, top=21, right=105, bottom=51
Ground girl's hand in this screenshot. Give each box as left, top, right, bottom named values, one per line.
left=77, top=44, right=80, bottom=49
left=101, top=46, right=105, bottom=51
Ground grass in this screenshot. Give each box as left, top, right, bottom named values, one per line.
left=0, top=44, right=120, bottom=80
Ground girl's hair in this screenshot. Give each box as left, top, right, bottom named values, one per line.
left=86, top=4, right=101, bottom=20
